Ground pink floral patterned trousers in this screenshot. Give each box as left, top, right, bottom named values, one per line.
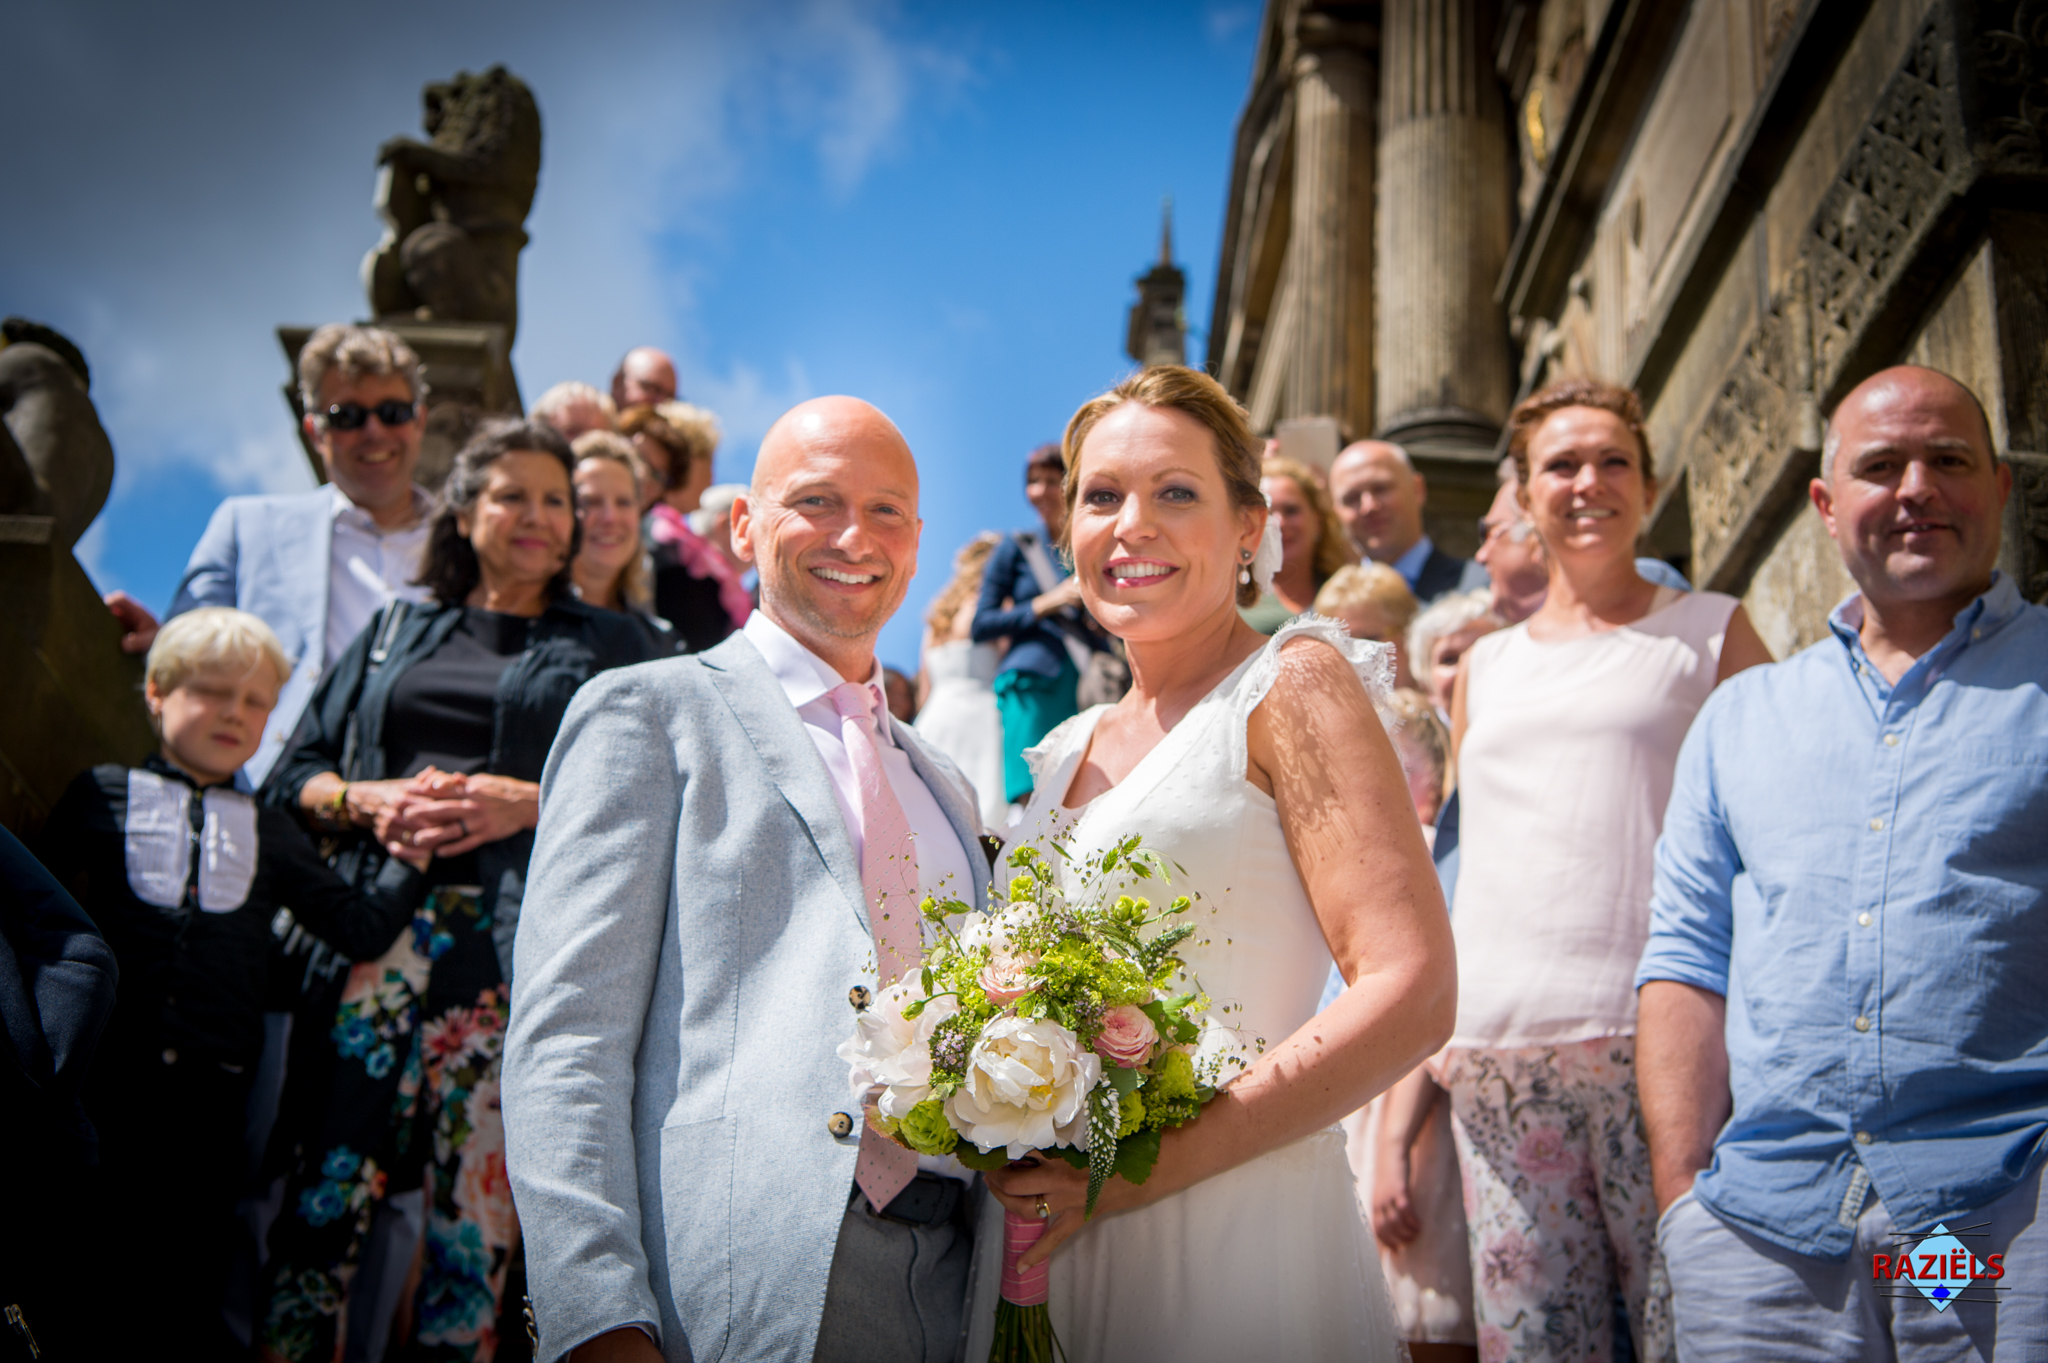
left=1436, top=1037, right=1674, bottom=1363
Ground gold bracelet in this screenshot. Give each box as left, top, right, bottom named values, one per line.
left=328, top=781, right=350, bottom=827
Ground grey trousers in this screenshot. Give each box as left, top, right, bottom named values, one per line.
left=812, top=1179, right=979, bottom=1363
left=1660, top=1159, right=2046, bottom=1363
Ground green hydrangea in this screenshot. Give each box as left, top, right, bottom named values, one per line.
left=1117, top=1089, right=1145, bottom=1138
left=1144, top=1048, right=1202, bottom=1130
left=896, top=1099, right=958, bottom=1157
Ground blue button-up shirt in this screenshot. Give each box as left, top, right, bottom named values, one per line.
left=1637, top=572, right=2048, bottom=1258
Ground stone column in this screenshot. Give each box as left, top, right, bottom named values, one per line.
left=1282, top=28, right=1375, bottom=440
left=1375, top=0, right=1513, bottom=449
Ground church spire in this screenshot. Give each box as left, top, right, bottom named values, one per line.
left=1128, top=196, right=1188, bottom=368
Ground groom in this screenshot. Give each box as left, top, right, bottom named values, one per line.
left=503, top=397, right=993, bottom=1362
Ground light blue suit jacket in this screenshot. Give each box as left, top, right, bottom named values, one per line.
left=503, top=631, right=993, bottom=1363
left=168, top=489, right=340, bottom=787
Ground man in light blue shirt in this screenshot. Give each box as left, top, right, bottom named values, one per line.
left=1636, top=366, right=2047, bottom=1361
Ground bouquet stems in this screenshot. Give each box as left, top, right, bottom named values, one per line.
left=988, top=1210, right=1064, bottom=1363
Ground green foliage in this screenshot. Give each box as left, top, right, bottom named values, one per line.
left=951, top=1141, right=1014, bottom=1173
left=1116, top=1088, right=1144, bottom=1138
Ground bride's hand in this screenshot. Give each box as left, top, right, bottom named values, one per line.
left=985, top=1156, right=1133, bottom=1269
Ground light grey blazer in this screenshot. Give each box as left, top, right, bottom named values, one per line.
left=167, top=489, right=339, bottom=787
left=502, top=631, right=993, bottom=1363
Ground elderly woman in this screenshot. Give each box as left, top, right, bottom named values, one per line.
left=1407, top=588, right=1499, bottom=720
left=1242, top=455, right=1353, bottom=633
left=258, top=419, right=657, bottom=1362
left=1422, top=379, right=1772, bottom=1363
left=1316, top=562, right=1422, bottom=691
left=623, top=403, right=749, bottom=651
left=570, top=430, right=678, bottom=654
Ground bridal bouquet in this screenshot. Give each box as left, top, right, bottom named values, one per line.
left=839, top=834, right=1243, bottom=1362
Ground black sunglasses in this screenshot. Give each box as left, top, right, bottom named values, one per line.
left=322, top=400, right=417, bottom=431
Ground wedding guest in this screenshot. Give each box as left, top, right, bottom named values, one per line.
left=35, top=608, right=429, bottom=1357
left=121, top=324, right=434, bottom=786
left=532, top=380, right=616, bottom=441
left=1316, top=563, right=1422, bottom=691
left=1243, top=455, right=1353, bottom=633
left=969, top=365, right=1452, bottom=1359
left=914, top=532, right=1009, bottom=830
left=1432, top=378, right=1772, bottom=1363
left=971, top=444, right=1107, bottom=805
left=1639, top=366, right=2048, bottom=1361
left=503, top=396, right=993, bottom=1362
left=1382, top=687, right=1449, bottom=836
left=258, top=420, right=657, bottom=1362
left=627, top=404, right=750, bottom=651
left=882, top=666, right=917, bottom=723
left=1474, top=475, right=1549, bottom=626
left=1330, top=440, right=1487, bottom=604
left=1407, top=589, right=1499, bottom=719
left=690, top=483, right=750, bottom=578
left=609, top=346, right=678, bottom=410
left=571, top=431, right=678, bottom=654
left=0, top=828, right=116, bottom=1362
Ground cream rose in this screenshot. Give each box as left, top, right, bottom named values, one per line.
left=836, top=980, right=959, bottom=1119
left=1091, top=1004, right=1159, bottom=1068
left=946, top=1015, right=1102, bottom=1158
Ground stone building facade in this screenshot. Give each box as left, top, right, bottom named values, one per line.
left=1207, top=0, right=2048, bottom=642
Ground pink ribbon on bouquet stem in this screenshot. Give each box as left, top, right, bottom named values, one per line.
left=1000, top=1209, right=1050, bottom=1306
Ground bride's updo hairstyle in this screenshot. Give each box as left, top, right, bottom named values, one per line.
left=1059, top=365, right=1266, bottom=607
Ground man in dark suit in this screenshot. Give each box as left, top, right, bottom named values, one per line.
left=1329, top=439, right=1489, bottom=604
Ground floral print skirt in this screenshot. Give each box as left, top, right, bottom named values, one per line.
left=262, top=887, right=517, bottom=1362
left=1436, top=1037, right=1674, bottom=1363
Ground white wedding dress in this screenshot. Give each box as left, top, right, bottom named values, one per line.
left=963, top=617, right=1406, bottom=1363
left=913, top=639, right=1009, bottom=831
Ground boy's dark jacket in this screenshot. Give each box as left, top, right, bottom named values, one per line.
left=36, top=755, right=428, bottom=1068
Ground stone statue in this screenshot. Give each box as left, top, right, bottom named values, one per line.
left=363, top=65, right=540, bottom=345
left=0, top=317, right=112, bottom=550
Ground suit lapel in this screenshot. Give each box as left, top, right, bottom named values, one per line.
left=300, top=491, right=335, bottom=671
left=699, top=635, right=871, bottom=934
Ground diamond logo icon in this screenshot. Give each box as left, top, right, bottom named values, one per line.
left=1906, top=1224, right=1975, bottom=1312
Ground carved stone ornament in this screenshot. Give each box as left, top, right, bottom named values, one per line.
left=1681, top=5, right=2048, bottom=591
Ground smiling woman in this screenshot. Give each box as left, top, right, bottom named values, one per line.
left=257, top=417, right=659, bottom=1362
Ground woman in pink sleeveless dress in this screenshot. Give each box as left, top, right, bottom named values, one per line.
left=1432, top=380, right=1772, bottom=1363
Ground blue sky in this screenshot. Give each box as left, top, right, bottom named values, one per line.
left=3, top=0, right=1260, bottom=671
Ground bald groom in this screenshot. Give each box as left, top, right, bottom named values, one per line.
left=504, top=398, right=992, bottom=1362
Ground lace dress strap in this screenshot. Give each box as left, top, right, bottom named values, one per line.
left=1228, top=614, right=1397, bottom=781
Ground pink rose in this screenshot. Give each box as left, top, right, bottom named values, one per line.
left=1092, top=1005, right=1159, bottom=1068
left=1514, top=1126, right=1579, bottom=1182
left=978, top=947, right=1039, bottom=1005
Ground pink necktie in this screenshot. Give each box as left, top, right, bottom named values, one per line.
left=830, top=681, right=922, bottom=1213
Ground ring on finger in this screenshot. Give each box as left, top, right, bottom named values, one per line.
left=456, top=818, right=470, bottom=840
left=1034, top=1197, right=1050, bottom=1221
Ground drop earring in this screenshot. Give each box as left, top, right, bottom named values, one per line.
left=1239, top=547, right=1253, bottom=586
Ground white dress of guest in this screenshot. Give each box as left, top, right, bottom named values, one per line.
left=912, top=639, right=1008, bottom=831
left=964, top=616, right=1405, bottom=1362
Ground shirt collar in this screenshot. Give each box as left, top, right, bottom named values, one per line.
left=329, top=482, right=432, bottom=533
left=1826, top=571, right=2020, bottom=679
left=742, top=610, right=894, bottom=742
left=1388, top=535, right=1435, bottom=586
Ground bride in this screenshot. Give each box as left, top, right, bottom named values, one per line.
left=968, top=366, right=1457, bottom=1360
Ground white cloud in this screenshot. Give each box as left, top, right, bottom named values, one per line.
left=1206, top=4, right=1257, bottom=43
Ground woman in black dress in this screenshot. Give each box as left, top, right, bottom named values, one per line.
left=259, top=419, right=657, bottom=1362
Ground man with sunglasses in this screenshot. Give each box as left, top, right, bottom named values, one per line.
left=148, top=323, right=434, bottom=788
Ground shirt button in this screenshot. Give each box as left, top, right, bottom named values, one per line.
left=161, top=1048, right=178, bottom=1066
left=1854, top=1015, right=1871, bottom=1032
left=1869, top=817, right=1885, bottom=832
left=1858, top=912, right=1872, bottom=927
left=1883, top=733, right=1899, bottom=747
left=827, top=1112, right=855, bottom=1139
left=1856, top=1131, right=1874, bottom=1145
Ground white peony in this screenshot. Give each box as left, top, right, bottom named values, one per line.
left=946, top=1015, right=1102, bottom=1159
left=836, top=980, right=959, bottom=1119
